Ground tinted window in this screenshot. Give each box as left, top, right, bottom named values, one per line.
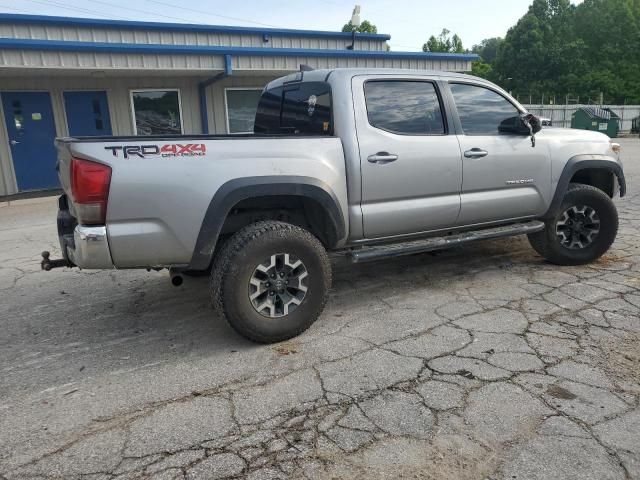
left=254, top=87, right=282, bottom=134
left=450, top=83, right=520, bottom=135
left=281, top=83, right=332, bottom=134
left=364, top=81, right=445, bottom=135
left=254, top=82, right=332, bottom=135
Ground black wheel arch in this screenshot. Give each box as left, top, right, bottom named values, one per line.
left=189, top=176, right=345, bottom=271
left=544, top=155, right=626, bottom=219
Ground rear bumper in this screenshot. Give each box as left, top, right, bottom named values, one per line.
left=67, top=225, right=114, bottom=269
left=57, top=194, right=113, bottom=269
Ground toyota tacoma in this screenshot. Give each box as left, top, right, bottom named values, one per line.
left=52, top=68, right=626, bottom=343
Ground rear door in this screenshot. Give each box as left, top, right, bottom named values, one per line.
left=448, top=82, right=551, bottom=225
left=353, top=76, right=462, bottom=238
left=1, top=91, right=59, bottom=191
left=63, top=91, right=112, bottom=136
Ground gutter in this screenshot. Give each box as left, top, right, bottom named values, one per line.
left=198, top=54, right=233, bottom=134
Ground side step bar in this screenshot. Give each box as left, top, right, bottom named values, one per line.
left=350, top=220, right=545, bottom=263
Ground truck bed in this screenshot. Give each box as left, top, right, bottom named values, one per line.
left=56, top=135, right=348, bottom=269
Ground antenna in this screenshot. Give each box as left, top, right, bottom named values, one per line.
left=346, top=5, right=361, bottom=50
left=351, top=5, right=361, bottom=28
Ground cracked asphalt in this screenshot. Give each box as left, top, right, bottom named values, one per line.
left=1, top=138, right=639, bottom=480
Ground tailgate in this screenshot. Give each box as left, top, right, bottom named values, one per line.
left=55, top=139, right=75, bottom=213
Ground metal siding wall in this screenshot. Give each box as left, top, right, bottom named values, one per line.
left=1, top=49, right=470, bottom=73
left=0, top=49, right=226, bottom=71
left=0, top=23, right=387, bottom=52
left=0, top=75, right=205, bottom=194
left=230, top=56, right=462, bottom=71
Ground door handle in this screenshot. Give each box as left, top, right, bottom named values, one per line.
left=367, top=152, right=398, bottom=164
left=464, top=148, right=488, bottom=158
left=10, top=140, right=20, bottom=145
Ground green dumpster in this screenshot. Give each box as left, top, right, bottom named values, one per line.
left=632, top=115, right=640, bottom=134
left=571, top=107, right=620, bottom=138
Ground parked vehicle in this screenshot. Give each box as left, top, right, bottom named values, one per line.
left=52, top=69, right=626, bottom=343
left=540, top=116, right=553, bottom=126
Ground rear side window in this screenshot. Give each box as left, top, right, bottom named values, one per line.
left=254, top=87, right=283, bottom=134
left=364, top=81, right=445, bottom=135
left=450, top=83, right=521, bottom=135
left=253, top=82, right=333, bottom=135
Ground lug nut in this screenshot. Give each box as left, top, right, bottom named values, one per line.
left=269, top=291, right=275, bottom=296
left=280, top=272, right=285, bottom=277
left=265, top=282, right=271, bottom=287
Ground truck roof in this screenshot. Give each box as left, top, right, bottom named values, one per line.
left=265, top=68, right=488, bottom=90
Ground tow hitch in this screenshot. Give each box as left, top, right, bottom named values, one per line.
left=40, top=251, right=70, bottom=271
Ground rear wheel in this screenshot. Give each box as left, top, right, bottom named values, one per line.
left=528, top=183, right=618, bottom=265
left=211, top=221, right=331, bottom=343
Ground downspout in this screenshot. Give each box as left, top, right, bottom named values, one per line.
left=198, top=54, right=233, bottom=134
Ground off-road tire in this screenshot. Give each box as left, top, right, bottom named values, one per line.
left=210, top=221, right=331, bottom=343
left=528, top=183, right=618, bottom=265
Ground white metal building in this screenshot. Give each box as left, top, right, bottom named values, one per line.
left=0, top=13, right=477, bottom=196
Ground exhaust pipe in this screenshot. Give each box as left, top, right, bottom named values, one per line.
left=169, top=268, right=184, bottom=287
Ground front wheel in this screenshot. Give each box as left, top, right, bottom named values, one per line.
left=211, top=221, right=331, bottom=343
left=528, top=183, right=618, bottom=265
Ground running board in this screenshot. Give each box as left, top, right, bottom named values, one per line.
left=350, top=221, right=545, bottom=263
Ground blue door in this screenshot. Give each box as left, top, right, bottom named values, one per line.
left=63, top=91, right=112, bottom=136
left=1, top=91, right=59, bottom=191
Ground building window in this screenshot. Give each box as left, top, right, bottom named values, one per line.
left=225, top=88, right=262, bottom=134
left=130, top=89, right=183, bottom=136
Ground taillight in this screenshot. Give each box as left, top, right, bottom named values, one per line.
left=70, top=158, right=111, bottom=225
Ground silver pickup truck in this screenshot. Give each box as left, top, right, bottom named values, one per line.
left=53, top=68, right=626, bottom=343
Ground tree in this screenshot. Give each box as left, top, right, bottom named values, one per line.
left=422, top=29, right=465, bottom=53
left=493, top=0, right=583, bottom=97
left=342, top=19, right=378, bottom=33
left=469, top=37, right=503, bottom=80
left=471, top=60, right=493, bottom=79
left=491, top=0, right=640, bottom=103
left=572, top=0, right=640, bottom=102
left=471, top=37, right=503, bottom=64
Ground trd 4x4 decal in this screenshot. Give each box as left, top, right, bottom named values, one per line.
left=104, top=144, right=206, bottom=158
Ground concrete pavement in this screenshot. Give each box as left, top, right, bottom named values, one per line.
left=1, top=139, right=639, bottom=479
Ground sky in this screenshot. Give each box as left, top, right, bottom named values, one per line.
left=0, top=0, right=583, bottom=51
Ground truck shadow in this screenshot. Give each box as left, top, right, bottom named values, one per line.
left=3, top=235, right=547, bottom=396
left=116, top=235, right=542, bottom=346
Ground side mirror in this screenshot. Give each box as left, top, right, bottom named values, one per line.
left=522, top=113, right=542, bottom=134
left=498, top=113, right=542, bottom=135
left=498, top=113, right=541, bottom=147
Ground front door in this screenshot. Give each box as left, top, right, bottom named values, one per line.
left=448, top=82, right=551, bottom=226
left=1, top=91, right=59, bottom=191
left=354, top=76, right=462, bottom=239
left=63, top=91, right=112, bottom=136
